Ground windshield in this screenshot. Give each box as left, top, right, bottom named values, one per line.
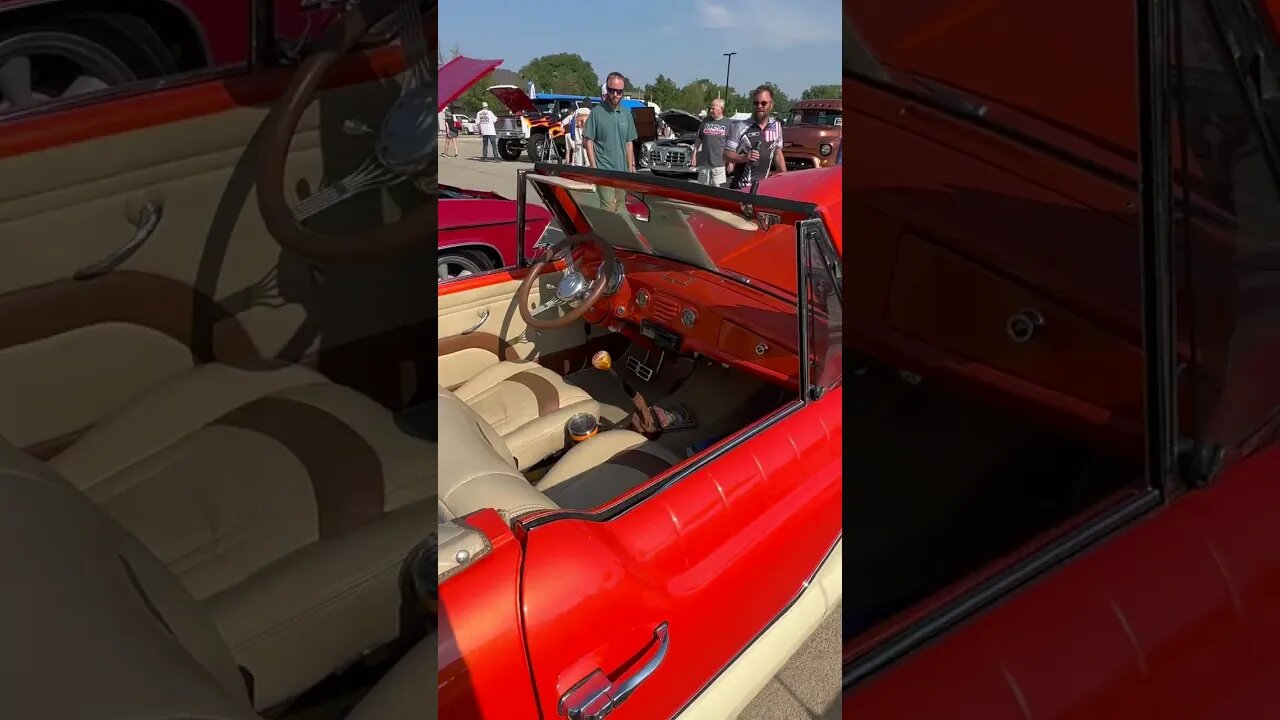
left=791, top=109, right=842, bottom=126
left=529, top=174, right=811, bottom=296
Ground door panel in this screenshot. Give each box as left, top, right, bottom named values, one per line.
left=437, top=272, right=598, bottom=389
left=0, top=60, right=416, bottom=448
left=517, top=392, right=842, bottom=718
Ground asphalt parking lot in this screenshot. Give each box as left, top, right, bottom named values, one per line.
left=439, top=135, right=655, bottom=202
left=439, top=133, right=841, bottom=720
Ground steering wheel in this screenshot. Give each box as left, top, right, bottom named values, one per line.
left=517, top=235, right=617, bottom=330
left=256, top=0, right=434, bottom=264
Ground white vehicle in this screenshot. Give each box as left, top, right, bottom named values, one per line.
left=450, top=113, right=477, bottom=134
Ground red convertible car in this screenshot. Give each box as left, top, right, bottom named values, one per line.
left=843, top=0, right=1280, bottom=716
left=436, top=164, right=843, bottom=717
left=438, top=55, right=552, bottom=280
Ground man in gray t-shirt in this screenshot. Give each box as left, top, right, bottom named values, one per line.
left=693, top=98, right=731, bottom=186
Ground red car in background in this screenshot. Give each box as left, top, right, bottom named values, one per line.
left=0, top=0, right=344, bottom=114
left=437, top=55, right=552, bottom=280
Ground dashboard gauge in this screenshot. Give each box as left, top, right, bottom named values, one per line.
left=635, top=289, right=649, bottom=308
left=681, top=308, right=697, bottom=327
left=604, top=260, right=625, bottom=296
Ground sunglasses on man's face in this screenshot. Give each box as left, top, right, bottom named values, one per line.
left=605, top=87, right=625, bottom=95
left=753, top=100, right=771, bottom=107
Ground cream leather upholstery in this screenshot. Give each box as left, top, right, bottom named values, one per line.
left=437, top=385, right=559, bottom=524
left=45, top=362, right=433, bottom=709
left=452, top=361, right=628, bottom=468
left=0, top=433, right=433, bottom=720
left=536, top=430, right=679, bottom=510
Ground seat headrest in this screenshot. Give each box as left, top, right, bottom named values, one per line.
left=0, top=436, right=254, bottom=719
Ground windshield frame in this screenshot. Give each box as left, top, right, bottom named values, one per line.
left=518, top=163, right=822, bottom=298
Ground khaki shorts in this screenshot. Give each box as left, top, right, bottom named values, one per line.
left=697, top=166, right=727, bottom=186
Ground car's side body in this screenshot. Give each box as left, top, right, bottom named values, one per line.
left=438, top=185, right=551, bottom=271
left=844, top=0, right=1280, bottom=714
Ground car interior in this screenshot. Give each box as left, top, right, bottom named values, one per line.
left=436, top=179, right=841, bottom=531
left=0, top=3, right=437, bottom=719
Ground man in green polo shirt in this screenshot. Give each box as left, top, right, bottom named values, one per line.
left=584, top=71, right=637, bottom=173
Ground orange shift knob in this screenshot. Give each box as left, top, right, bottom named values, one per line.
left=592, top=351, right=612, bottom=371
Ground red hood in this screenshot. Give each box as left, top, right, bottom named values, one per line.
left=487, top=85, right=539, bottom=115
left=439, top=56, right=502, bottom=112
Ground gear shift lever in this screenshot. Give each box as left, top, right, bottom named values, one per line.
left=593, top=350, right=659, bottom=436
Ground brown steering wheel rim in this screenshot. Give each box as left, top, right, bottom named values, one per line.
left=518, top=234, right=617, bottom=330
left=255, top=0, right=436, bottom=265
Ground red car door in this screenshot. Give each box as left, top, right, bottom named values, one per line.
left=516, top=392, right=842, bottom=718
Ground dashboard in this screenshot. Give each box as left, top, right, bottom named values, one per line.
left=582, top=251, right=802, bottom=386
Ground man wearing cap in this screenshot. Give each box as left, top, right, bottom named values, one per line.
left=476, top=101, right=499, bottom=162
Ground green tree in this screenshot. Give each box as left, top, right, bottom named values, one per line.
left=801, top=84, right=842, bottom=99
left=643, top=74, right=680, bottom=110
left=518, top=53, right=598, bottom=96
left=453, top=66, right=499, bottom=115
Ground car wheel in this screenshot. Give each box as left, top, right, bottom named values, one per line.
left=0, top=14, right=175, bottom=113
left=526, top=134, right=560, bottom=163
left=438, top=249, right=494, bottom=281
left=498, top=141, right=522, bottom=161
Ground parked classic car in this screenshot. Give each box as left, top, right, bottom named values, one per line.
left=437, top=164, right=843, bottom=718
left=0, top=2, right=436, bottom=719
left=0, top=0, right=348, bottom=115
left=640, top=108, right=702, bottom=179
left=843, top=0, right=1280, bottom=715
left=783, top=98, right=842, bottom=171
left=438, top=56, right=553, bottom=279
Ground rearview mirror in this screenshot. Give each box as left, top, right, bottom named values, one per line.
left=625, top=194, right=649, bottom=222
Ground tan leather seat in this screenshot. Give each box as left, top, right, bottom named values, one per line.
left=536, top=430, right=679, bottom=510
left=44, top=362, right=433, bottom=709
left=437, top=385, right=558, bottom=524
left=0, top=432, right=433, bottom=720
left=451, top=361, right=628, bottom=468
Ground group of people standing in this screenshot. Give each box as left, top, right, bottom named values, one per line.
left=572, top=75, right=786, bottom=191
left=441, top=73, right=787, bottom=191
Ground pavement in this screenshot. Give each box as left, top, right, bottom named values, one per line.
left=439, top=134, right=655, bottom=204
left=439, top=132, right=843, bottom=720
left=740, top=607, right=843, bottom=720
left=440, top=136, right=540, bottom=204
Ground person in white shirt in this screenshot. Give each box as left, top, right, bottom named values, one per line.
left=475, top=102, right=500, bottom=162
left=561, top=101, right=592, bottom=166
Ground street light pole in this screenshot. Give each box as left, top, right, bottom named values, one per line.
left=722, top=51, right=737, bottom=110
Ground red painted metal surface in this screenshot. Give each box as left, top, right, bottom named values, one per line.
left=847, top=444, right=1280, bottom=719
left=438, top=509, right=542, bottom=720
left=580, top=251, right=802, bottom=386
left=519, top=392, right=842, bottom=718
left=438, top=191, right=552, bottom=268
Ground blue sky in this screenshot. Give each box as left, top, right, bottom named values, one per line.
left=439, top=0, right=841, bottom=98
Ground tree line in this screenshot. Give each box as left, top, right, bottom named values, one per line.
left=442, top=48, right=840, bottom=116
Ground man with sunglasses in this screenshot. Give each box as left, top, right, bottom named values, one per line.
left=583, top=72, right=638, bottom=174
left=724, top=85, right=787, bottom=190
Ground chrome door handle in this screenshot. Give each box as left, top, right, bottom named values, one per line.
left=559, top=622, right=669, bottom=720
left=460, top=308, right=489, bottom=335
left=74, top=201, right=163, bottom=281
